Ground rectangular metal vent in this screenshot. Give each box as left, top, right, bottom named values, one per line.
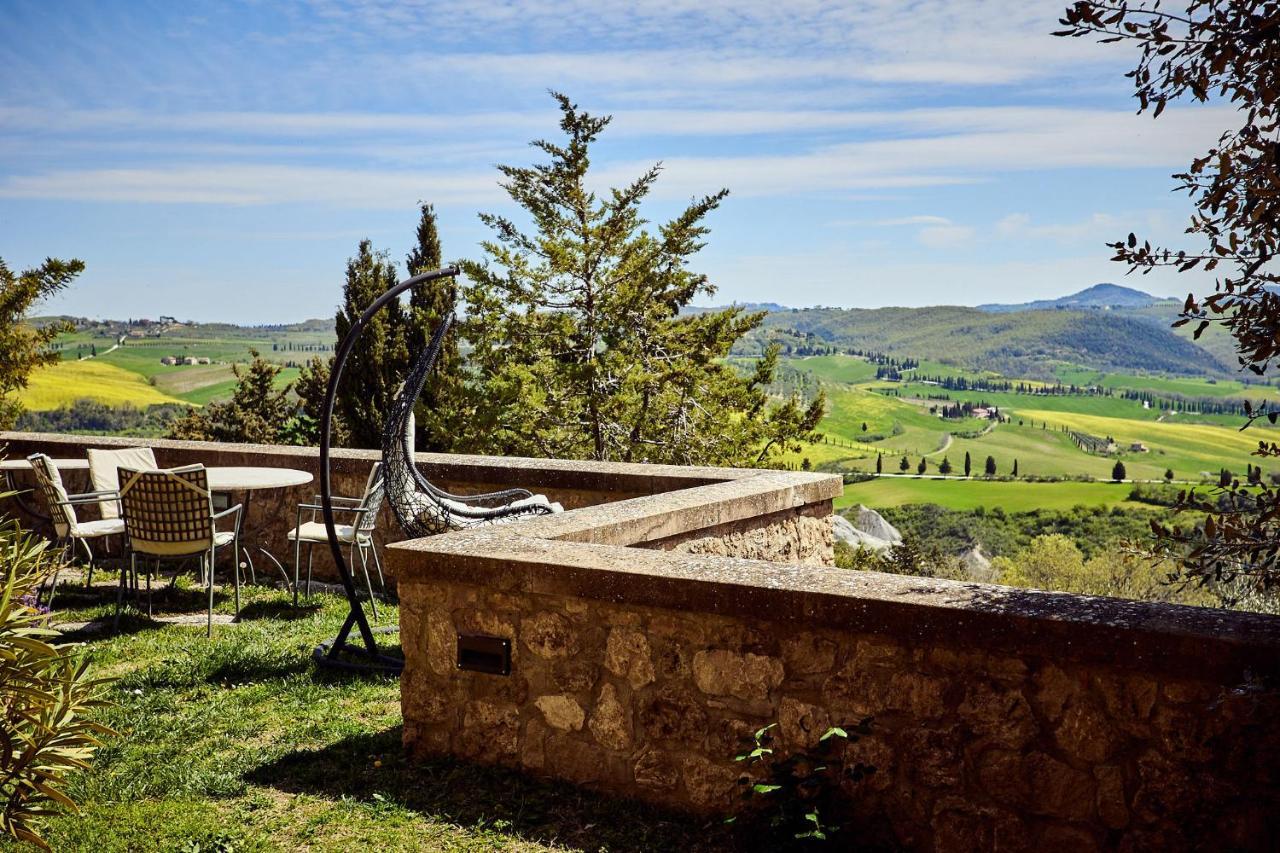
left=456, top=634, right=511, bottom=676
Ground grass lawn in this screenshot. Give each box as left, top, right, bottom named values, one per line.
left=10, top=581, right=729, bottom=853
left=837, top=477, right=1147, bottom=511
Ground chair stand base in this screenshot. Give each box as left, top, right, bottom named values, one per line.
left=313, top=625, right=402, bottom=675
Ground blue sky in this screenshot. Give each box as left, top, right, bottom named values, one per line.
left=0, top=0, right=1227, bottom=322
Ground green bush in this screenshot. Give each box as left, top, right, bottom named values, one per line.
left=0, top=504, right=114, bottom=849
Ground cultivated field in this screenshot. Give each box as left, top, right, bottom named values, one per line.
left=774, top=354, right=1267, bottom=510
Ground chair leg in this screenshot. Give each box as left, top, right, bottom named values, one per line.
left=370, top=543, right=386, bottom=592
left=356, top=544, right=377, bottom=621
left=79, top=537, right=96, bottom=588
left=305, top=543, right=314, bottom=599
left=292, top=534, right=301, bottom=606
left=206, top=551, right=214, bottom=638
left=231, top=532, right=240, bottom=619
left=145, top=559, right=153, bottom=618
left=115, top=553, right=132, bottom=629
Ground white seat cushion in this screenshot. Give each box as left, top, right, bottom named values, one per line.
left=288, top=520, right=369, bottom=545
left=214, top=531, right=235, bottom=547
left=71, top=518, right=126, bottom=538
left=87, top=447, right=158, bottom=520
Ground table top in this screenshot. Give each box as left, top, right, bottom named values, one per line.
left=0, top=457, right=89, bottom=472
left=205, top=466, right=313, bottom=491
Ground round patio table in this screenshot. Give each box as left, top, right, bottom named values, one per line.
left=0, top=457, right=90, bottom=521
left=205, top=466, right=313, bottom=588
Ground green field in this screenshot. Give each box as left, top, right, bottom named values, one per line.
left=837, top=478, right=1147, bottom=511
left=18, top=323, right=326, bottom=412
left=772, top=352, right=1264, bottom=512
left=19, top=360, right=189, bottom=410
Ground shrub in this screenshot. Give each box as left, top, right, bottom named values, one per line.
left=0, top=505, right=114, bottom=849
left=729, top=720, right=876, bottom=846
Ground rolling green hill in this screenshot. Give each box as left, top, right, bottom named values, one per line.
left=737, top=305, right=1229, bottom=379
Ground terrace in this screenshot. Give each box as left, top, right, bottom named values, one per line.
left=3, top=430, right=1280, bottom=850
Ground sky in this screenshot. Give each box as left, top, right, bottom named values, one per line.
left=0, top=0, right=1228, bottom=323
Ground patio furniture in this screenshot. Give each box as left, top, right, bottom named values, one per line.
left=288, top=462, right=385, bottom=615
left=26, top=453, right=124, bottom=603
left=381, top=312, right=562, bottom=538
left=203, top=466, right=313, bottom=586
left=116, top=465, right=241, bottom=635
left=87, top=446, right=157, bottom=521
left=1, top=456, right=90, bottom=523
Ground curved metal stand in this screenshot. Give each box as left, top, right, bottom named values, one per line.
left=312, top=265, right=460, bottom=675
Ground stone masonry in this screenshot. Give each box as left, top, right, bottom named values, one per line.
left=400, top=576, right=1280, bottom=851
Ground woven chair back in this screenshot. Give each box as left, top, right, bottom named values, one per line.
left=117, top=465, right=215, bottom=557
left=27, top=453, right=76, bottom=538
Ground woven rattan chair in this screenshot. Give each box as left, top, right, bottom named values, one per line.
left=27, top=453, right=125, bottom=604
left=381, top=313, right=562, bottom=538
left=117, top=465, right=241, bottom=635
left=288, top=462, right=386, bottom=615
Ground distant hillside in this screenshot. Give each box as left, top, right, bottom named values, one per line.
left=736, top=305, right=1231, bottom=379
left=978, top=283, right=1165, bottom=313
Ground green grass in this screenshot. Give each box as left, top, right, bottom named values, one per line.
left=837, top=478, right=1147, bottom=511
left=13, top=583, right=730, bottom=852
left=1055, top=365, right=1280, bottom=402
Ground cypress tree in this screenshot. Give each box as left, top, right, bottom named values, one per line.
left=984, top=455, right=997, bottom=477
left=404, top=202, right=463, bottom=452
left=964, top=451, right=971, bottom=477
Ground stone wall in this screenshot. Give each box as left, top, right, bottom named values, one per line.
left=399, top=573, right=1280, bottom=851
left=0, top=431, right=783, bottom=584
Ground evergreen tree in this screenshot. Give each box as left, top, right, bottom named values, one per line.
left=899, top=455, right=910, bottom=472
left=1165, top=468, right=1175, bottom=482
left=404, top=202, right=463, bottom=452
left=331, top=240, right=407, bottom=449
left=168, top=351, right=295, bottom=444
left=875, top=454, right=883, bottom=475
left=917, top=457, right=927, bottom=475
left=1112, top=460, right=1127, bottom=482
left=939, top=456, right=953, bottom=475
left=455, top=93, right=823, bottom=466
left=984, top=455, right=997, bottom=477
left=963, top=451, right=971, bottom=478
left=0, top=257, right=82, bottom=429
left=1012, top=458, right=1019, bottom=477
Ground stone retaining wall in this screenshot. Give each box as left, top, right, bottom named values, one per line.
left=399, top=571, right=1280, bottom=850
left=388, top=457, right=1280, bottom=851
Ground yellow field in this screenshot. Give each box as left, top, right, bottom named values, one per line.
left=18, top=360, right=188, bottom=410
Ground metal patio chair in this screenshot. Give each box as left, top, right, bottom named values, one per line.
left=27, top=452, right=124, bottom=604
left=117, top=465, right=241, bottom=635
left=289, top=461, right=386, bottom=616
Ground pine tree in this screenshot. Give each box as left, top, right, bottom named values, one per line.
left=331, top=240, right=407, bottom=449
left=984, top=455, right=997, bottom=477
left=899, top=455, right=910, bottom=472
left=1164, top=468, right=1175, bottom=482
left=917, top=457, right=927, bottom=475
left=168, top=351, right=295, bottom=444
left=0, top=257, right=82, bottom=429
left=456, top=93, right=823, bottom=466
left=1112, top=460, right=1127, bottom=482
left=939, top=456, right=953, bottom=475
left=404, top=202, right=463, bottom=452
left=963, top=451, right=971, bottom=478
